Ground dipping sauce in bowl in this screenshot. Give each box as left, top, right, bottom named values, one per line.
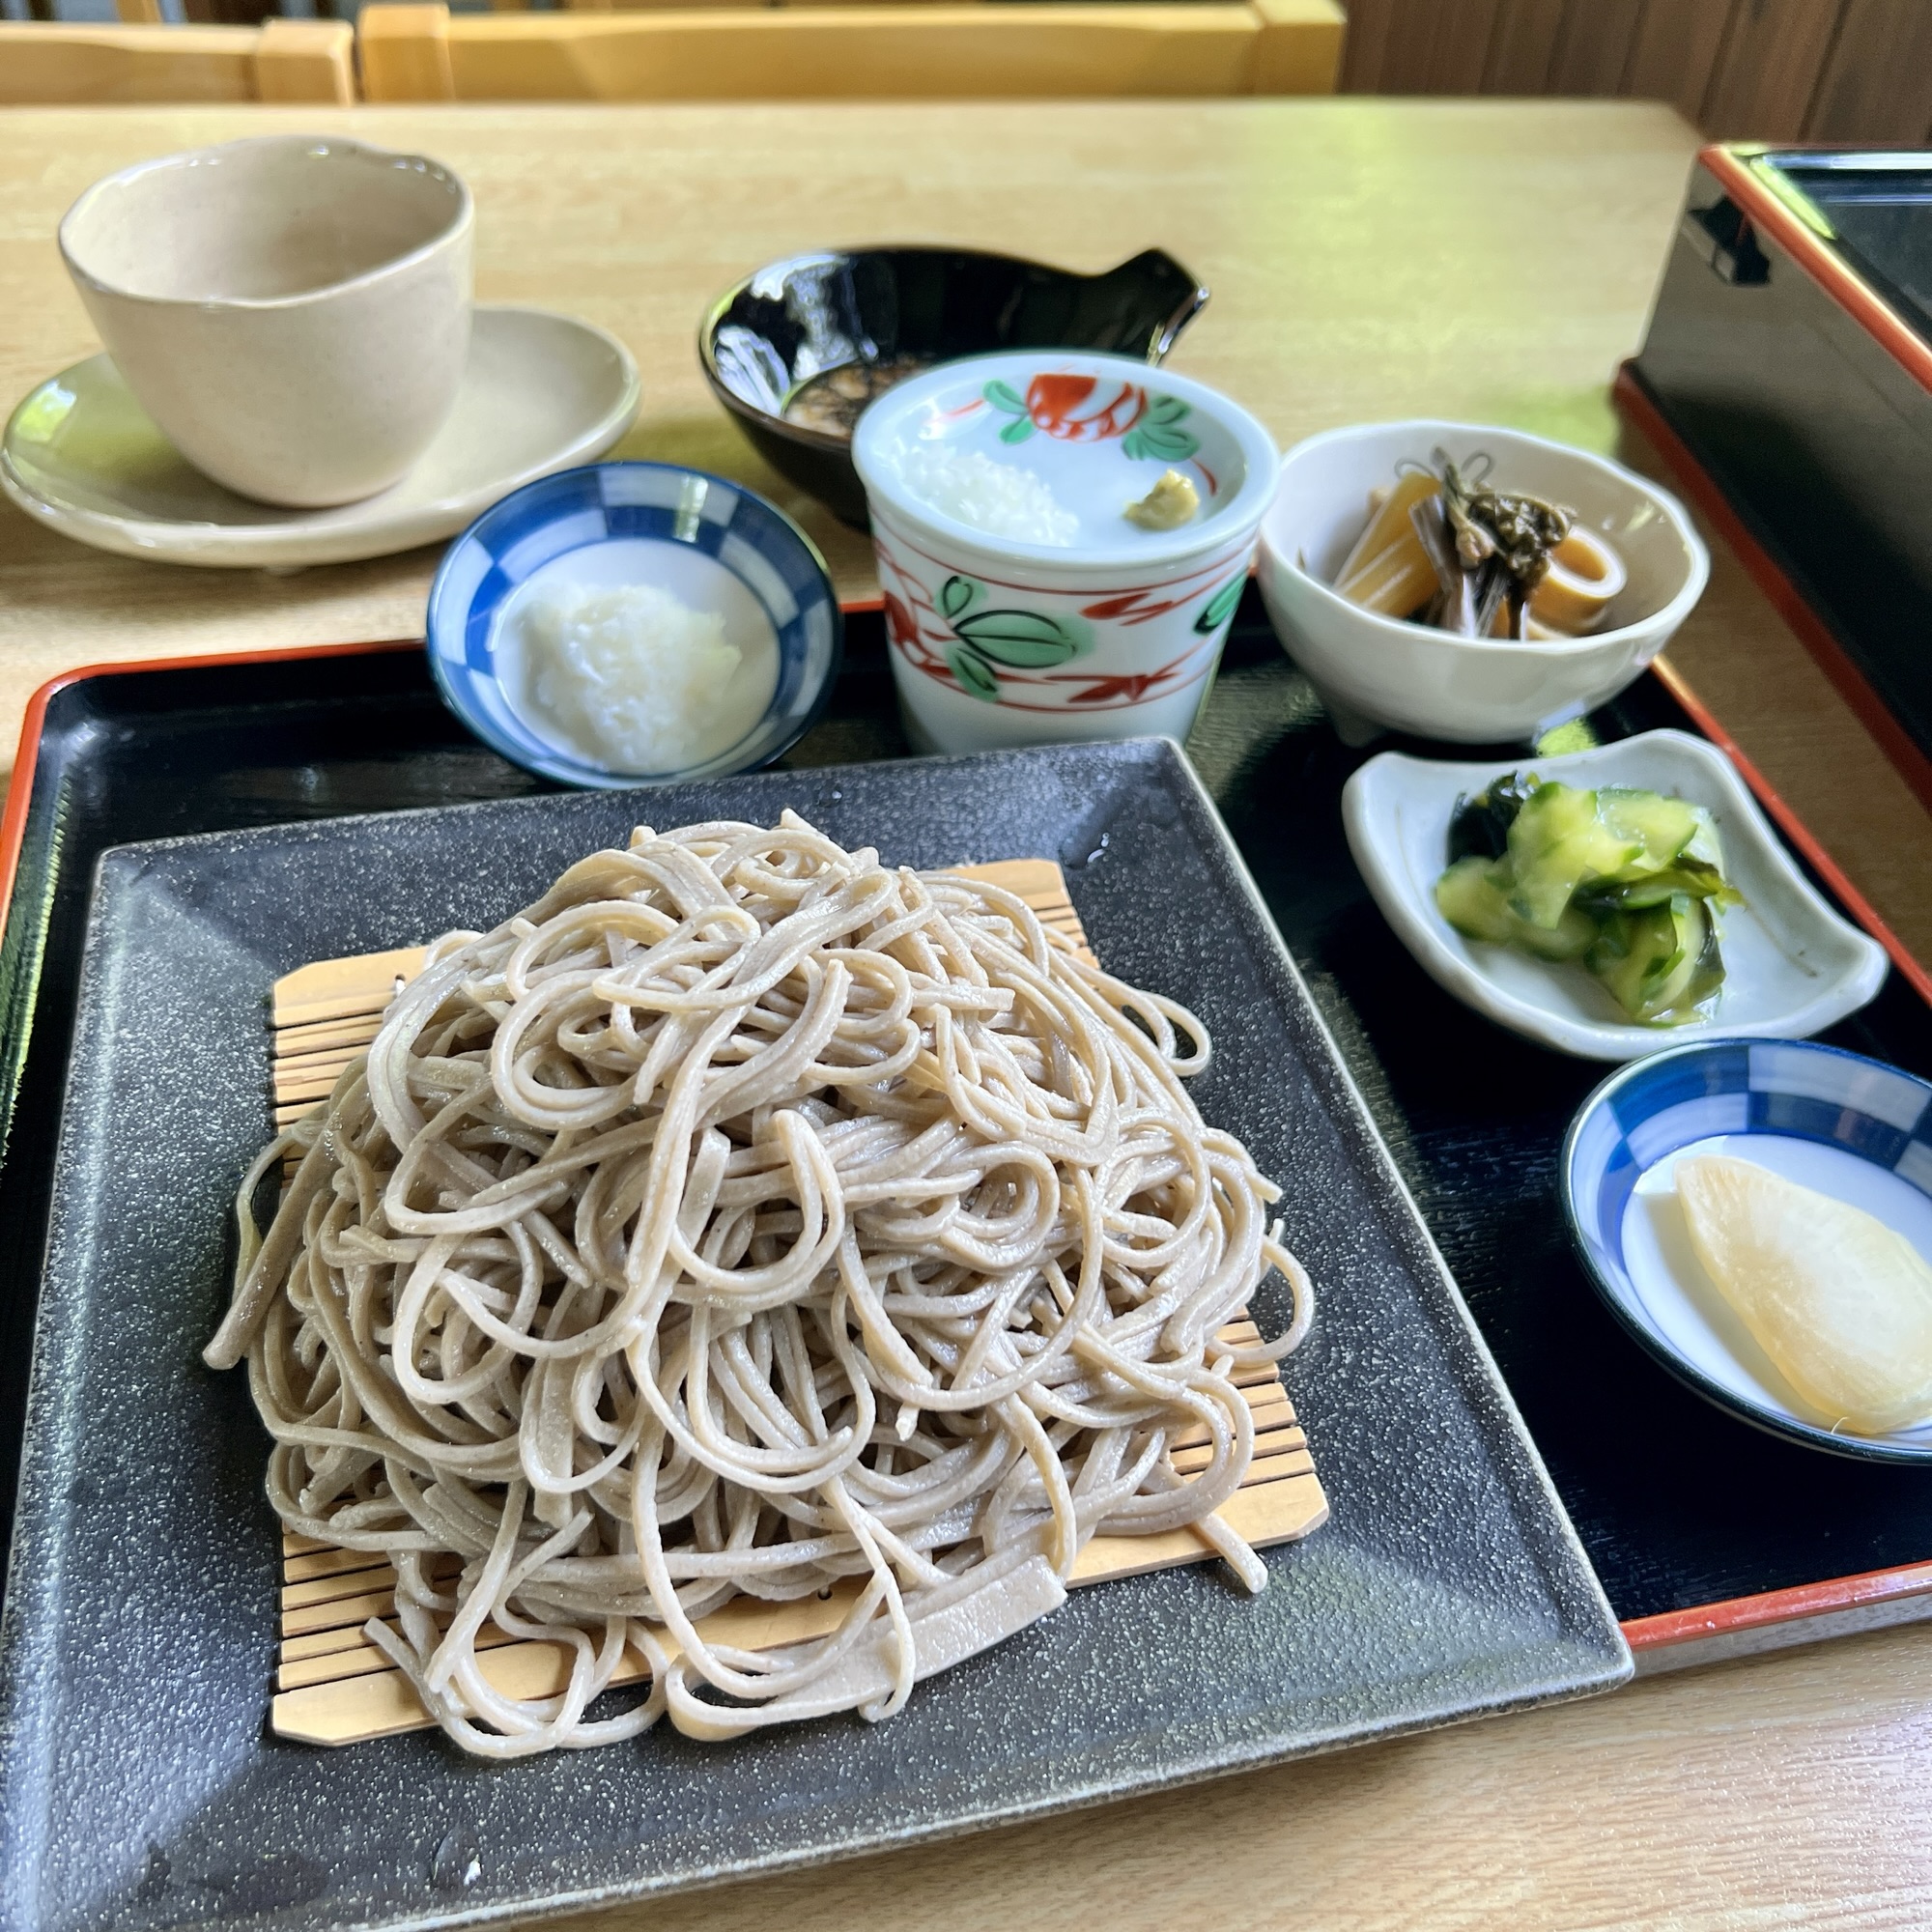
left=427, top=462, right=839, bottom=789
left=780, top=355, right=932, bottom=438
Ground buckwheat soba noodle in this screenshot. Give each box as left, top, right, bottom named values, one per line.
left=208, top=815, right=1315, bottom=1757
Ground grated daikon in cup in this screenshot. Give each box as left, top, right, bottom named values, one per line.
left=499, top=580, right=773, bottom=776
left=893, top=442, right=1078, bottom=547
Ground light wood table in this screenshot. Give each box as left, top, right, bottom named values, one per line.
left=6, top=98, right=1932, bottom=1930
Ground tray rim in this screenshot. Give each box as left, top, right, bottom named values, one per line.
left=0, top=616, right=1924, bottom=1678
left=1618, top=338, right=1932, bottom=822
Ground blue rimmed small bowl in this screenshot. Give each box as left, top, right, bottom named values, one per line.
left=1563, top=1037, right=1932, bottom=1462
left=426, top=461, right=841, bottom=789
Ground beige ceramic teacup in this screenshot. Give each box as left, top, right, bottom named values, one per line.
left=59, top=135, right=473, bottom=508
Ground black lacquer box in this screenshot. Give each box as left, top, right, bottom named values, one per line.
left=1627, top=143, right=1932, bottom=810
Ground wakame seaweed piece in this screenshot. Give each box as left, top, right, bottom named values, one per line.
left=1682, top=897, right=1728, bottom=1014
left=1445, top=772, right=1537, bottom=863
left=1576, top=854, right=1739, bottom=913
left=1578, top=793, right=1743, bottom=912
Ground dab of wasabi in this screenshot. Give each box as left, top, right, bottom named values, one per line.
left=1124, top=469, right=1200, bottom=531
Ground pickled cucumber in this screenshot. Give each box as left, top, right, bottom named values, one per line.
left=1503, top=782, right=1643, bottom=927
left=1435, top=857, right=1599, bottom=962
left=1434, top=773, right=1741, bottom=1025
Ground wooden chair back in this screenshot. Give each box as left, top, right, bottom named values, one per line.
left=357, top=0, right=1342, bottom=101
left=0, top=19, right=355, bottom=106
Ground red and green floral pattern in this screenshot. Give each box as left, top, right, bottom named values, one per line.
left=880, top=549, right=1245, bottom=712
left=930, top=573, right=1093, bottom=701
left=981, top=375, right=1200, bottom=465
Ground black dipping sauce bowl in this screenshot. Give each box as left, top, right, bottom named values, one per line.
left=699, top=246, right=1209, bottom=526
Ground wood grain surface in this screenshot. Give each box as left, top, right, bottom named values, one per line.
left=354, top=1, right=1345, bottom=103
left=1804, top=0, right=1932, bottom=143
left=5, top=99, right=1932, bottom=1926
left=1337, top=0, right=1932, bottom=145
left=0, top=19, right=355, bottom=106
left=4, top=98, right=1930, bottom=967
left=544, top=1618, right=1932, bottom=1932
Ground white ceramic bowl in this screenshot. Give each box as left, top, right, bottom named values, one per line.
left=851, top=351, right=1278, bottom=755
left=60, top=135, right=472, bottom=508
left=1257, top=420, right=1710, bottom=744
left=1342, top=728, right=1888, bottom=1061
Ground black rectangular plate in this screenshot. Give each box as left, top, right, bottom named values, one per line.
left=0, top=724, right=1626, bottom=1931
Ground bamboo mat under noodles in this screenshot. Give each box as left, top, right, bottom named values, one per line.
left=262, top=859, right=1329, bottom=1747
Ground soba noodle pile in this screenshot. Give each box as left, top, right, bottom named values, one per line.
left=208, top=815, right=1314, bottom=1757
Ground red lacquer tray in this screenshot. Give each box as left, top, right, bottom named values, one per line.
left=0, top=592, right=1928, bottom=1682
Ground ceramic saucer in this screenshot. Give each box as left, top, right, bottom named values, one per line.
left=0, top=305, right=640, bottom=569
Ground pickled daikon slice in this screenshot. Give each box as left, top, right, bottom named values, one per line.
left=1676, top=1153, right=1932, bottom=1435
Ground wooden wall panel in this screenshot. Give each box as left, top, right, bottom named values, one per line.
left=1804, top=0, right=1932, bottom=142
left=1699, top=0, right=1846, bottom=139
left=1335, top=0, right=1918, bottom=143
left=1621, top=0, right=1738, bottom=120
left=1375, top=0, right=1502, bottom=92
left=1547, top=0, right=1644, bottom=95
left=1480, top=0, right=1563, bottom=94
left=1336, top=0, right=1397, bottom=90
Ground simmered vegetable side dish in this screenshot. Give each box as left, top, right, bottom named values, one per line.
left=1334, top=450, right=1626, bottom=640
left=1435, top=775, right=1742, bottom=1024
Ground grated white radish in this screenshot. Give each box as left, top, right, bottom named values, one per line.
left=510, top=582, right=744, bottom=775
left=896, top=442, right=1078, bottom=546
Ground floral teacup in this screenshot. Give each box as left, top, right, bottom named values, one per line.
left=851, top=352, right=1279, bottom=754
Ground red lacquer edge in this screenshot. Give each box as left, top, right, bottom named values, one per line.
left=1613, top=362, right=1932, bottom=821
left=1623, top=1559, right=1932, bottom=1650
left=5, top=616, right=1928, bottom=1660
left=1646, top=655, right=1932, bottom=1012
left=1613, top=356, right=1932, bottom=1648
left=1616, top=652, right=1932, bottom=1646
left=1702, top=144, right=1932, bottom=401
left=0, top=605, right=897, bottom=975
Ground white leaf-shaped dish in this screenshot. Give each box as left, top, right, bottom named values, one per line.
left=1341, top=728, right=1889, bottom=1061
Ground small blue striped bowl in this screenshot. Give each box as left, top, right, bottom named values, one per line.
left=426, top=462, right=841, bottom=789
left=1563, top=1037, right=1932, bottom=1462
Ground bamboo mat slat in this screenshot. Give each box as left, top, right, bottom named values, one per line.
left=263, top=858, right=1328, bottom=1747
